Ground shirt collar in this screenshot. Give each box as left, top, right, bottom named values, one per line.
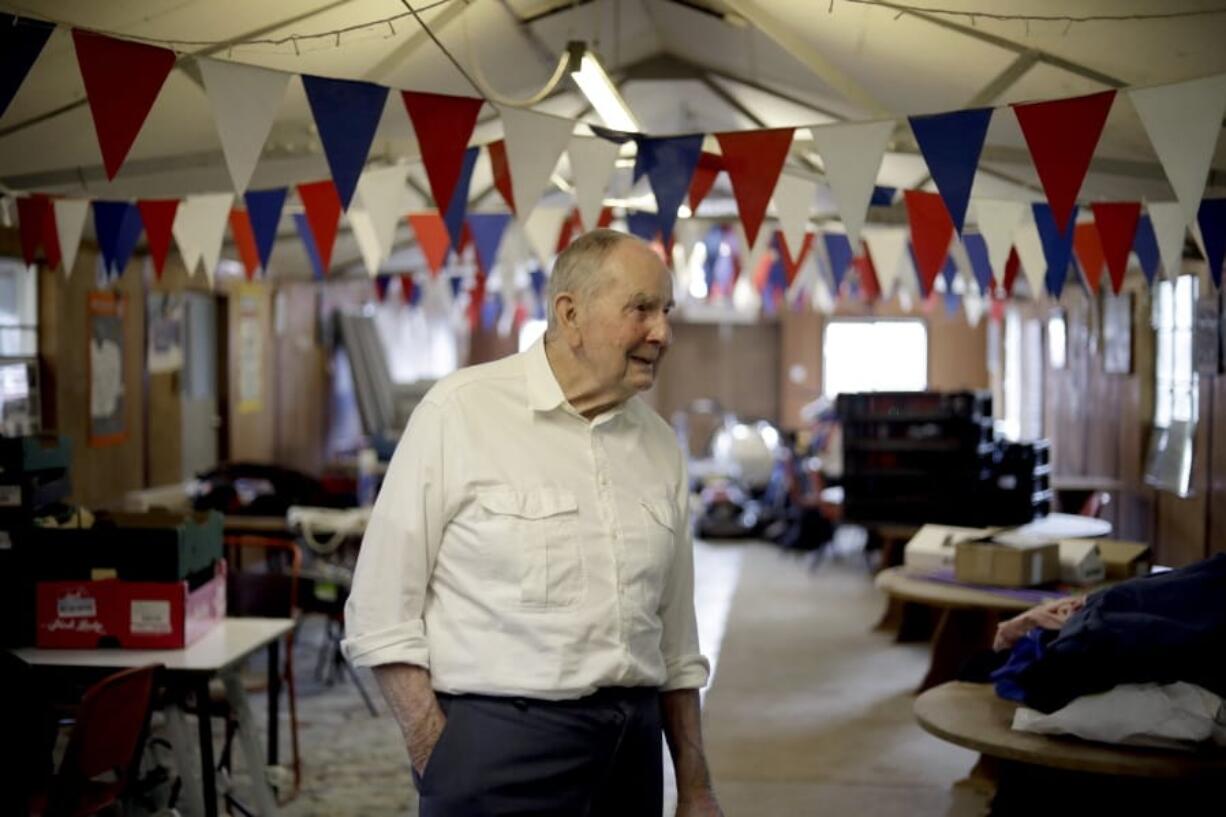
left=524, top=336, right=568, bottom=413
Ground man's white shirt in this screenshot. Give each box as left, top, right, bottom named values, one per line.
left=341, top=338, right=710, bottom=699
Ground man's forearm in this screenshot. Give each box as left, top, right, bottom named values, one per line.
left=373, top=663, right=445, bottom=772
left=661, top=688, right=716, bottom=800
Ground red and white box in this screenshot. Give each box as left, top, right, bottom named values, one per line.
left=35, top=560, right=227, bottom=649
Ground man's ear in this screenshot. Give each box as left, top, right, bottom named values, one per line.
left=554, top=292, right=581, bottom=341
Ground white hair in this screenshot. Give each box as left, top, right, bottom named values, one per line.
left=545, top=228, right=639, bottom=334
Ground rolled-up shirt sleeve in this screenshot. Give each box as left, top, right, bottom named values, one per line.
left=657, top=452, right=712, bottom=691
left=341, top=399, right=450, bottom=669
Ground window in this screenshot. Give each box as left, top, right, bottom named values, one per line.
left=1145, top=275, right=1198, bottom=496
left=371, top=277, right=459, bottom=383
left=0, top=258, right=39, bottom=435
left=1000, top=306, right=1044, bottom=442
left=822, top=319, right=927, bottom=398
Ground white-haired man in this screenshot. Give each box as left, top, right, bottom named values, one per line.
left=343, top=229, right=722, bottom=816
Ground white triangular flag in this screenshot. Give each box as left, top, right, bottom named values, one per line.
left=186, top=193, right=235, bottom=287
left=974, top=199, right=1028, bottom=282
left=172, top=199, right=203, bottom=275
left=522, top=205, right=570, bottom=267
left=1148, top=201, right=1187, bottom=279
left=197, top=58, right=291, bottom=193
left=809, top=120, right=894, bottom=250
left=810, top=273, right=835, bottom=315
left=1013, top=214, right=1048, bottom=298
left=1129, top=74, right=1226, bottom=226
left=356, top=164, right=406, bottom=262
left=731, top=267, right=761, bottom=314
left=862, top=225, right=908, bottom=297
left=567, top=136, right=619, bottom=232
left=348, top=210, right=383, bottom=276
left=53, top=199, right=89, bottom=280
left=964, top=291, right=987, bottom=326
left=734, top=221, right=772, bottom=288
left=498, top=106, right=574, bottom=219
left=772, top=173, right=815, bottom=260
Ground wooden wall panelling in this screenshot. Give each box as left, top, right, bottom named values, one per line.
left=779, top=307, right=822, bottom=431
left=221, top=281, right=275, bottom=463
left=273, top=283, right=327, bottom=476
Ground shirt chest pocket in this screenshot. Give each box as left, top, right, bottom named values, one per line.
left=477, top=488, right=584, bottom=608
left=636, top=496, right=677, bottom=609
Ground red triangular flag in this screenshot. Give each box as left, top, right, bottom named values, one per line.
left=488, top=139, right=516, bottom=215
left=596, top=206, right=614, bottom=229
left=408, top=212, right=451, bottom=278
left=1012, top=91, right=1116, bottom=235
left=71, top=30, right=176, bottom=180
left=228, top=209, right=261, bottom=281
left=716, top=129, right=794, bottom=247
left=138, top=199, right=179, bottom=280
left=855, top=241, right=881, bottom=303
left=557, top=209, right=583, bottom=253
left=400, top=275, right=416, bottom=305
left=778, top=231, right=814, bottom=286
left=905, top=189, right=955, bottom=296
left=298, top=180, right=342, bottom=275
left=1091, top=202, right=1142, bottom=295
left=1073, top=222, right=1106, bottom=294
left=401, top=91, right=484, bottom=209
left=688, top=152, right=723, bottom=212
left=16, top=196, right=47, bottom=267
left=1003, top=246, right=1021, bottom=296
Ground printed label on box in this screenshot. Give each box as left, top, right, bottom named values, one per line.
left=57, top=591, right=97, bottom=619
left=130, top=600, right=173, bottom=634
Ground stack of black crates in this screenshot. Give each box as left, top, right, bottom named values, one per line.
left=836, top=391, right=1051, bottom=527
left=0, top=434, right=73, bottom=646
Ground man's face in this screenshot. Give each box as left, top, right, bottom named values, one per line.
left=577, top=241, right=675, bottom=402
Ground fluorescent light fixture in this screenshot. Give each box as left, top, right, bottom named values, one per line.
left=568, top=42, right=640, bottom=133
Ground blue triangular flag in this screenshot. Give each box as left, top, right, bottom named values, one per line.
left=909, top=108, right=993, bottom=234
left=625, top=210, right=659, bottom=243
left=943, top=289, right=961, bottom=315
left=244, top=187, right=287, bottom=271
left=635, top=134, right=704, bottom=243
left=449, top=275, right=464, bottom=299
left=870, top=186, right=897, bottom=207
left=92, top=201, right=127, bottom=276
left=113, top=204, right=144, bottom=278
left=823, top=232, right=854, bottom=291
left=293, top=213, right=325, bottom=281
left=963, top=233, right=993, bottom=295
left=301, top=74, right=389, bottom=210
left=1196, top=198, right=1226, bottom=290
left=468, top=213, right=511, bottom=275
left=1133, top=214, right=1160, bottom=287
left=529, top=266, right=547, bottom=319
left=1033, top=202, right=1079, bottom=297
left=1, top=15, right=54, bottom=118
left=443, top=147, right=479, bottom=252
left=941, top=253, right=958, bottom=290
left=481, top=291, right=502, bottom=331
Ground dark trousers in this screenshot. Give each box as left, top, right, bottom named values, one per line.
left=413, top=687, right=663, bottom=817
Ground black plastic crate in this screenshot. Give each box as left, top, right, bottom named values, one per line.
left=836, top=390, right=991, bottom=422
left=0, top=469, right=71, bottom=518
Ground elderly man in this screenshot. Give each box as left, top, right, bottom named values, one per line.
left=342, top=229, right=722, bottom=816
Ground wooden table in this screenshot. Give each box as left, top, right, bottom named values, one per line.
left=915, top=682, right=1226, bottom=814
left=876, top=567, right=1071, bottom=691
left=15, top=617, right=294, bottom=817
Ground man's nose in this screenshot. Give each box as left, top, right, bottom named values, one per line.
left=647, top=312, right=672, bottom=347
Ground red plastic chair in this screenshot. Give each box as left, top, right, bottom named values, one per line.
left=29, top=664, right=161, bottom=817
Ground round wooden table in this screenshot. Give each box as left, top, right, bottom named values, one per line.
left=915, top=681, right=1226, bottom=778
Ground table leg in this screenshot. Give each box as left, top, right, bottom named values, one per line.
left=222, top=672, right=280, bottom=816
left=267, top=639, right=280, bottom=767
left=165, top=702, right=204, bottom=817
left=193, top=677, right=218, bottom=817
left=919, top=608, right=997, bottom=693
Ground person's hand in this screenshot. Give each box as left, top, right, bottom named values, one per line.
left=407, top=706, right=447, bottom=776
left=676, top=789, right=724, bottom=817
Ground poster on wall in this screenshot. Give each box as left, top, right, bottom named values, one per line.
left=237, top=287, right=263, bottom=414
left=88, top=291, right=126, bottom=447
left=1102, top=291, right=1133, bottom=375
left=147, top=293, right=184, bottom=375
left=1194, top=296, right=1221, bottom=376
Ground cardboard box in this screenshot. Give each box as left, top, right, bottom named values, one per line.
left=903, top=524, right=993, bottom=573
left=955, top=540, right=1061, bottom=587
left=1057, top=539, right=1106, bottom=585
left=1081, top=538, right=1153, bottom=580
left=35, top=560, right=226, bottom=649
